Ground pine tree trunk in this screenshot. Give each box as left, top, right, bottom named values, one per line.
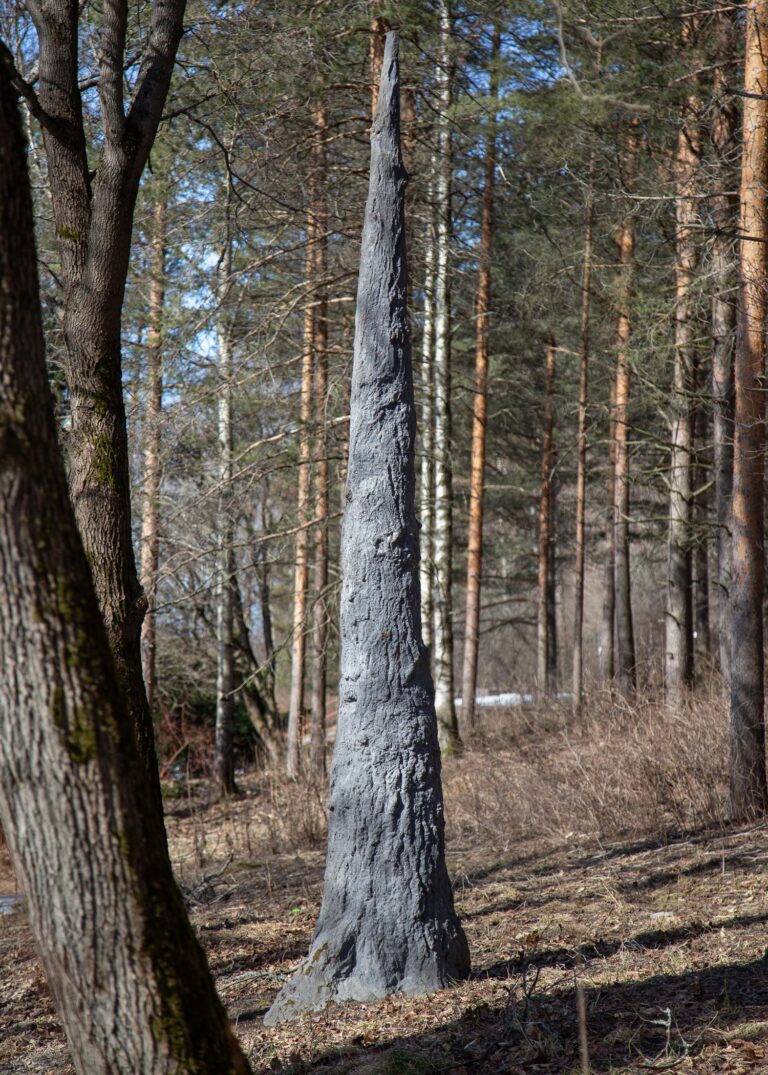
left=310, top=105, right=330, bottom=780
left=599, top=375, right=617, bottom=683
left=613, top=122, right=639, bottom=697
left=214, top=246, right=237, bottom=798
left=729, top=0, right=768, bottom=819
left=537, top=337, right=556, bottom=697
left=264, top=34, right=469, bottom=1024
left=286, top=172, right=318, bottom=779
left=712, top=10, right=738, bottom=689
left=665, top=46, right=700, bottom=704
left=140, top=194, right=167, bottom=716
left=0, top=67, right=252, bottom=1075
left=369, top=15, right=390, bottom=116
left=460, top=25, right=500, bottom=734
left=432, top=0, right=460, bottom=753
left=693, top=403, right=711, bottom=661
left=419, top=214, right=436, bottom=655
left=572, top=146, right=595, bottom=717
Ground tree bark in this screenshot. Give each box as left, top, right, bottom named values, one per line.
left=613, top=121, right=639, bottom=697
left=140, top=194, right=167, bottom=716
left=693, top=401, right=711, bottom=661
left=214, top=244, right=237, bottom=798
left=665, top=33, right=700, bottom=704
left=711, top=9, right=738, bottom=689
left=432, top=0, right=460, bottom=753
left=537, top=337, right=556, bottom=698
left=264, top=33, right=469, bottom=1024
left=0, top=65, right=251, bottom=1075
left=599, top=375, right=616, bottom=683
left=286, top=169, right=318, bottom=779
left=369, top=14, right=390, bottom=117
left=460, top=24, right=500, bottom=734
left=729, top=0, right=768, bottom=819
left=572, top=145, right=595, bottom=717
left=309, top=105, right=330, bottom=780
left=419, top=211, right=436, bottom=655
left=13, top=0, right=187, bottom=798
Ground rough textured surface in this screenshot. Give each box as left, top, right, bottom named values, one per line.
left=264, top=32, right=469, bottom=1025
left=0, top=62, right=251, bottom=1075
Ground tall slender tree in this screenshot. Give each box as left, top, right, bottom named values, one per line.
left=665, top=23, right=701, bottom=704
left=537, top=336, right=557, bottom=697
left=432, top=0, right=460, bottom=752
left=460, top=24, right=500, bottom=733
left=140, top=194, right=168, bottom=715
left=729, top=0, right=768, bottom=819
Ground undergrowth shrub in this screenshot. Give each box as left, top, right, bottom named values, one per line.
left=443, top=682, right=728, bottom=847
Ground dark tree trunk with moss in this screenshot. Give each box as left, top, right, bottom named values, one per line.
left=264, top=34, right=469, bottom=1025
left=2, top=0, right=187, bottom=798
left=0, top=65, right=251, bottom=1075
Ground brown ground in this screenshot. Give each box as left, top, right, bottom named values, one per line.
left=2, top=702, right=768, bottom=1074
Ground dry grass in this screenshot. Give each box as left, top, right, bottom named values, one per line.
left=445, top=683, right=729, bottom=849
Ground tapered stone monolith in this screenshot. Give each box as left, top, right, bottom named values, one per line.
left=264, top=32, right=470, bottom=1026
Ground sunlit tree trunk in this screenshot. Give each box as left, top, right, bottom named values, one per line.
left=419, top=213, right=436, bottom=655
left=140, top=194, right=167, bottom=715
left=712, top=9, right=738, bottom=688
left=665, top=34, right=700, bottom=705
left=537, top=336, right=556, bottom=697
left=460, top=25, right=500, bottom=733
left=286, top=165, right=318, bottom=779
left=572, top=145, right=595, bottom=717
left=432, top=0, right=460, bottom=753
left=729, top=0, right=768, bottom=819
left=369, top=14, right=390, bottom=116
left=309, top=105, right=329, bottom=780
left=613, top=121, right=639, bottom=697
left=599, top=376, right=616, bottom=683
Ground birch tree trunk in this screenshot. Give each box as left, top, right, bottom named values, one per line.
left=665, top=43, right=700, bottom=704
left=613, top=122, right=639, bottom=697
left=0, top=66, right=252, bottom=1075
left=140, top=194, right=167, bottom=715
left=460, top=25, right=500, bottom=734
left=432, top=0, right=460, bottom=753
left=310, top=105, right=330, bottom=779
left=264, top=34, right=469, bottom=1024
left=215, top=244, right=237, bottom=798
left=419, top=213, right=436, bottom=655
left=711, top=10, right=738, bottom=688
left=729, top=0, right=768, bottom=819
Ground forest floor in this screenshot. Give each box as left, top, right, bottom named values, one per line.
left=2, top=700, right=768, bottom=1074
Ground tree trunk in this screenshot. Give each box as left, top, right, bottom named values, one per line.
left=23, top=0, right=187, bottom=799
left=729, top=0, right=768, bottom=819
left=693, top=403, right=711, bottom=661
left=665, top=43, right=700, bottom=704
left=537, top=337, right=556, bottom=697
left=264, top=34, right=469, bottom=1025
left=460, top=25, right=500, bottom=735
left=310, top=105, right=329, bottom=780
left=286, top=173, right=318, bottom=779
left=214, top=247, right=237, bottom=798
left=140, top=194, right=167, bottom=716
left=432, top=0, right=460, bottom=753
left=613, top=122, right=639, bottom=697
left=0, top=66, right=251, bottom=1075
left=572, top=145, right=595, bottom=717
left=369, top=14, right=390, bottom=117
left=419, top=212, right=436, bottom=655
left=599, top=375, right=616, bottom=683
left=711, top=9, right=738, bottom=689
